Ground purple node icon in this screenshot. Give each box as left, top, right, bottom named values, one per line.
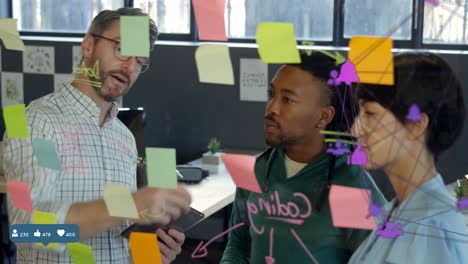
left=376, top=221, right=404, bottom=239
left=334, top=59, right=360, bottom=86
left=406, top=103, right=422, bottom=121
left=425, top=0, right=440, bottom=7
left=347, top=143, right=367, bottom=166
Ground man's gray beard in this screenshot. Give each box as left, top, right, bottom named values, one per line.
left=94, top=85, right=118, bottom=102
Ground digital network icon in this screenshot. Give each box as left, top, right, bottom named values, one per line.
left=327, top=141, right=351, bottom=156
left=425, top=0, right=440, bottom=7
left=328, top=59, right=360, bottom=86
left=456, top=197, right=468, bottom=212
left=347, top=144, right=367, bottom=166
left=376, top=222, right=404, bottom=239
left=406, top=103, right=422, bottom=122
left=366, top=203, right=382, bottom=218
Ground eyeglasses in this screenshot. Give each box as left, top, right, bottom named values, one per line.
left=90, top=34, right=151, bottom=73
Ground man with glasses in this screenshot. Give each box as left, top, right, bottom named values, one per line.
left=3, top=8, right=191, bottom=264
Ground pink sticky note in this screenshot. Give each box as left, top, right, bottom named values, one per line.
left=221, top=153, right=262, bottom=194
left=193, top=0, right=227, bottom=41
left=329, top=185, right=375, bottom=230
left=6, top=180, right=33, bottom=213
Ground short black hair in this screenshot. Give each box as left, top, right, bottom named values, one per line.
left=356, top=52, right=466, bottom=158
left=288, top=52, right=356, bottom=133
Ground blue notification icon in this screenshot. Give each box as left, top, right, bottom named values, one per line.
left=10, top=224, right=79, bottom=245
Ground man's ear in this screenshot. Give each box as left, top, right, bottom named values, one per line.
left=320, top=105, right=335, bottom=128
left=406, top=113, right=429, bottom=141
left=81, top=34, right=95, bottom=62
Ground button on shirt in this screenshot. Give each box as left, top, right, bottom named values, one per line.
left=348, top=174, right=468, bottom=264
left=3, top=84, right=138, bottom=263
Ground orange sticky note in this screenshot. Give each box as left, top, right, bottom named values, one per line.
left=129, top=232, right=162, bottom=264
left=193, top=0, right=227, bottom=41
left=221, top=153, right=262, bottom=194
left=348, top=36, right=394, bottom=85
left=6, top=180, right=33, bottom=212
left=329, top=185, right=375, bottom=230
left=256, top=22, right=301, bottom=64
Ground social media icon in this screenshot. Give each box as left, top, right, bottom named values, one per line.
left=57, top=229, right=65, bottom=237
left=33, top=230, right=41, bottom=237
left=12, top=229, right=18, bottom=237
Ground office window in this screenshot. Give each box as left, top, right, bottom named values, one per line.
left=13, top=0, right=124, bottom=33
left=344, top=0, right=413, bottom=40
left=423, top=0, right=468, bottom=44
left=225, top=0, right=334, bottom=41
left=133, top=0, right=190, bottom=34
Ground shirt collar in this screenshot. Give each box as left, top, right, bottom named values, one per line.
left=382, top=173, right=444, bottom=221
left=61, top=84, right=119, bottom=121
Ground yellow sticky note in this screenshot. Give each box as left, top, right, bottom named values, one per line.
left=67, top=242, right=96, bottom=264
left=256, top=22, right=301, bottom=64
left=3, top=104, right=30, bottom=138
left=195, top=44, right=234, bottom=85
left=348, top=36, right=394, bottom=85
left=0, top=19, right=25, bottom=51
left=120, top=16, right=150, bottom=57
left=103, top=184, right=139, bottom=219
left=32, top=210, right=57, bottom=248
left=130, top=232, right=162, bottom=264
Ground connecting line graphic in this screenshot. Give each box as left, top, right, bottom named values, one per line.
left=290, top=229, right=319, bottom=264
left=433, top=2, right=463, bottom=40
left=191, top=222, right=246, bottom=259
left=265, top=227, right=275, bottom=264
left=139, top=203, right=167, bottom=223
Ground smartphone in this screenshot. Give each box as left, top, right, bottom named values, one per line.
left=121, top=207, right=205, bottom=239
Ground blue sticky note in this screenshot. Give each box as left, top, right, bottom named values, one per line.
left=32, top=138, right=62, bottom=171
left=120, top=16, right=150, bottom=57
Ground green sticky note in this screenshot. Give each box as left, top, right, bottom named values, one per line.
left=146, top=148, right=177, bottom=189
left=32, top=138, right=62, bottom=171
left=67, top=242, right=97, bottom=264
left=120, top=16, right=150, bottom=57
left=3, top=104, right=30, bottom=138
left=256, top=22, right=301, bottom=63
left=32, top=210, right=57, bottom=248
left=103, top=184, right=139, bottom=219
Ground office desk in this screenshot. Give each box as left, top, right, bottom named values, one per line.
left=183, top=160, right=237, bottom=220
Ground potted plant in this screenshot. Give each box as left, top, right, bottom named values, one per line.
left=202, top=138, right=222, bottom=166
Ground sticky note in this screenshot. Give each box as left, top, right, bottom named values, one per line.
left=0, top=19, right=25, bottom=51
left=256, top=22, right=301, bottom=64
left=103, top=184, right=139, bottom=219
left=67, top=242, right=97, bottom=264
left=146, top=148, right=177, bottom=189
left=329, top=185, right=375, bottom=230
left=32, top=210, right=57, bottom=248
left=3, top=104, right=30, bottom=138
left=6, top=180, right=33, bottom=213
left=193, top=0, right=227, bottom=41
left=32, top=138, right=62, bottom=171
left=348, top=36, right=394, bottom=85
left=221, top=153, right=262, bottom=194
left=130, top=232, right=162, bottom=264
left=120, top=16, right=150, bottom=57
left=195, top=44, right=234, bottom=85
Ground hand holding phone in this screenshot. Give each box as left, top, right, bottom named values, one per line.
left=121, top=207, right=205, bottom=239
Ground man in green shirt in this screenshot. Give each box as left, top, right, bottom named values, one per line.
left=221, top=53, right=386, bottom=264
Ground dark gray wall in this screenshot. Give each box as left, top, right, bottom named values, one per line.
left=1, top=40, right=467, bottom=198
